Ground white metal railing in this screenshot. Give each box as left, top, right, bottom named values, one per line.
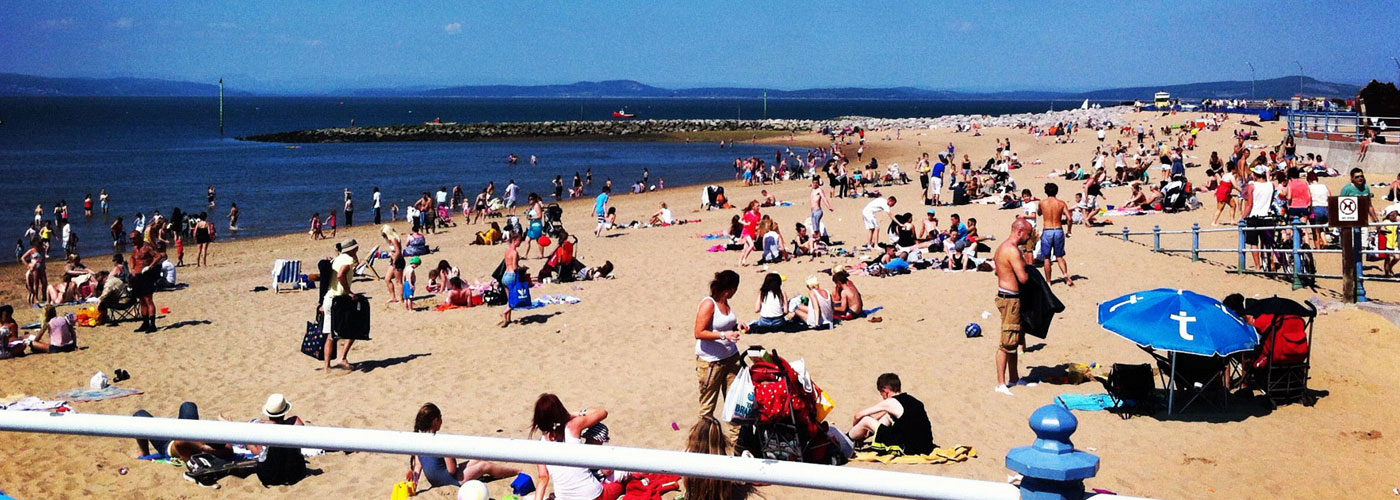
left=0, top=411, right=1147, bottom=500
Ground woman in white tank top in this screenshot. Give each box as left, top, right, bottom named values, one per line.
left=694, top=270, right=744, bottom=424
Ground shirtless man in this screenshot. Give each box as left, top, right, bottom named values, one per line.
left=809, top=178, right=834, bottom=238
left=1036, top=183, right=1072, bottom=286
left=499, top=232, right=522, bottom=328
left=832, top=270, right=864, bottom=320
left=994, top=219, right=1032, bottom=395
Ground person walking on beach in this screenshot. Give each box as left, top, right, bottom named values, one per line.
left=594, top=186, right=610, bottom=237
left=504, top=179, right=519, bottom=211
left=1037, top=183, right=1072, bottom=286
left=372, top=187, right=382, bottom=225
left=322, top=238, right=360, bottom=371
left=994, top=219, right=1032, bottom=395
left=809, top=178, right=833, bottom=240
left=694, top=270, right=743, bottom=442
left=326, top=209, right=338, bottom=238
left=344, top=190, right=354, bottom=227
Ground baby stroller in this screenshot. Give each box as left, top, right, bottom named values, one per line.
left=1162, top=175, right=1189, bottom=213
left=436, top=204, right=457, bottom=228
left=735, top=350, right=846, bottom=466
left=1245, top=296, right=1316, bottom=408
left=543, top=204, right=565, bottom=237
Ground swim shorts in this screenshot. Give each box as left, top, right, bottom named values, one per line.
left=1036, top=228, right=1066, bottom=259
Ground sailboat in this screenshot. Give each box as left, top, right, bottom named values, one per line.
left=1080, top=99, right=1089, bottom=110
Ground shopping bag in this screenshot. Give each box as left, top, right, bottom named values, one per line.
left=721, top=366, right=757, bottom=423
left=815, top=386, right=835, bottom=422
left=301, top=321, right=333, bottom=360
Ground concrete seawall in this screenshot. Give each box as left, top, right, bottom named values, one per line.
left=1298, top=137, right=1400, bottom=175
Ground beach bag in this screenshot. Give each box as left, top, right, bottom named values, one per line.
left=301, top=321, right=333, bottom=360
left=814, top=386, right=835, bottom=422
left=753, top=377, right=793, bottom=425
left=506, top=273, right=532, bottom=309
left=721, top=366, right=757, bottom=423
left=389, top=479, right=415, bottom=500
left=331, top=295, right=372, bottom=341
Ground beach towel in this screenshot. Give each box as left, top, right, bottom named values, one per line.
left=1054, top=393, right=1120, bottom=412
left=862, top=307, right=884, bottom=316
left=1, top=396, right=72, bottom=412
left=852, top=445, right=977, bottom=464
left=53, top=386, right=142, bottom=402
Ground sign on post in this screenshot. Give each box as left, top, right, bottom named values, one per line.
left=1329, top=195, right=1369, bottom=227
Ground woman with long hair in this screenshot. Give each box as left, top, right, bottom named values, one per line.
left=194, top=212, right=214, bottom=267
left=682, top=416, right=757, bottom=500
left=381, top=225, right=405, bottom=304
left=409, top=403, right=517, bottom=490
left=737, top=202, right=760, bottom=267
left=747, top=272, right=787, bottom=333
left=694, top=270, right=743, bottom=441
left=529, top=394, right=618, bottom=500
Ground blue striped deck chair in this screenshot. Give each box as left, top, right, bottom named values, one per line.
left=273, top=259, right=302, bottom=293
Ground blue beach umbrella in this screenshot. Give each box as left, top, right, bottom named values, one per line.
left=1097, top=288, right=1258, bottom=356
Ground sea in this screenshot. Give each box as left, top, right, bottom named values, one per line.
left=0, top=96, right=1068, bottom=256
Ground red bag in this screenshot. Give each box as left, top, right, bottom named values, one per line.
left=1253, top=314, right=1310, bottom=369
left=750, top=361, right=781, bottom=383
left=753, top=379, right=792, bottom=424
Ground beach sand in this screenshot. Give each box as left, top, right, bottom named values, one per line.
left=2, top=111, right=1397, bottom=499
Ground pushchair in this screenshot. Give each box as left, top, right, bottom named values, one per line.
left=734, top=350, right=846, bottom=465
left=436, top=205, right=457, bottom=228
left=1244, top=296, right=1316, bottom=408
left=543, top=203, right=565, bottom=237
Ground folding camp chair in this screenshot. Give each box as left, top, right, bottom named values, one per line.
left=355, top=245, right=381, bottom=279
left=104, top=291, right=141, bottom=324
left=1146, top=348, right=1233, bottom=414
left=272, top=259, right=302, bottom=293
left=1246, top=297, right=1317, bottom=408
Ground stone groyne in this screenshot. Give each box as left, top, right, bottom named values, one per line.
left=238, top=106, right=1130, bottom=143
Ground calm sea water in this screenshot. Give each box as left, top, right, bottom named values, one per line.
left=0, top=96, right=1062, bottom=256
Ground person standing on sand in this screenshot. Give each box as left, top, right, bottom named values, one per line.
left=194, top=212, right=214, bottom=267
left=809, top=178, right=834, bottom=241
left=373, top=187, right=382, bottom=225
left=994, top=219, right=1032, bottom=395
left=323, top=238, right=359, bottom=371
left=500, top=232, right=521, bottom=328
left=1036, top=183, right=1072, bottom=286
left=594, top=186, right=610, bottom=237
left=129, top=233, right=164, bottom=333
left=694, top=270, right=744, bottom=442
left=344, top=190, right=354, bottom=227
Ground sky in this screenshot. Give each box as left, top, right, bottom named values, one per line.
left=2, top=1, right=1398, bottom=93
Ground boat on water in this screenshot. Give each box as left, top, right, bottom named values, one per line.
left=612, top=109, right=636, bottom=119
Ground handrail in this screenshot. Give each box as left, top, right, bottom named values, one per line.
left=0, top=411, right=1148, bottom=500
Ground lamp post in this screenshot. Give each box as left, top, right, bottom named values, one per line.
left=1294, top=61, right=1304, bottom=95
left=1246, top=62, right=1256, bottom=102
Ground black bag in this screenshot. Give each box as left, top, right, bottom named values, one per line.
left=758, top=424, right=803, bottom=461
left=330, top=295, right=371, bottom=341
left=483, top=285, right=507, bottom=306
left=1103, top=363, right=1155, bottom=415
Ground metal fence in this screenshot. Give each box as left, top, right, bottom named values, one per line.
left=0, top=406, right=1149, bottom=500
left=1287, top=112, right=1400, bottom=144
left=1099, top=218, right=1400, bottom=301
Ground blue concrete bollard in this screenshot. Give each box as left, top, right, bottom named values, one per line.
left=1006, top=405, right=1100, bottom=500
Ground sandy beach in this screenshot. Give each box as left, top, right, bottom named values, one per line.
left=3, top=110, right=1398, bottom=500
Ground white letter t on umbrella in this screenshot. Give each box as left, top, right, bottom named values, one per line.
left=1170, top=311, right=1196, bottom=341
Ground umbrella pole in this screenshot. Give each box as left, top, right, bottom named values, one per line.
left=1169, top=352, right=1177, bottom=415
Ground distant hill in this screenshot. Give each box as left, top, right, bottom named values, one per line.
left=1073, top=76, right=1360, bottom=101
left=0, top=73, right=1364, bottom=100
left=0, top=73, right=246, bottom=97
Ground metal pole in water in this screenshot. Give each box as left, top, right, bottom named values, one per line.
left=763, top=91, right=768, bottom=120
left=218, top=78, right=225, bottom=138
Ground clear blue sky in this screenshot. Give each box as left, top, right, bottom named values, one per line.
left=2, top=1, right=1397, bottom=93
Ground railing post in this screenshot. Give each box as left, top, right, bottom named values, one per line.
left=1152, top=225, right=1161, bottom=252
left=1191, top=223, right=1200, bottom=262
left=1290, top=217, right=1304, bottom=290
left=1237, top=220, right=1247, bottom=274
left=1006, top=405, right=1100, bottom=500
left=1121, top=226, right=1130, bottom=242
